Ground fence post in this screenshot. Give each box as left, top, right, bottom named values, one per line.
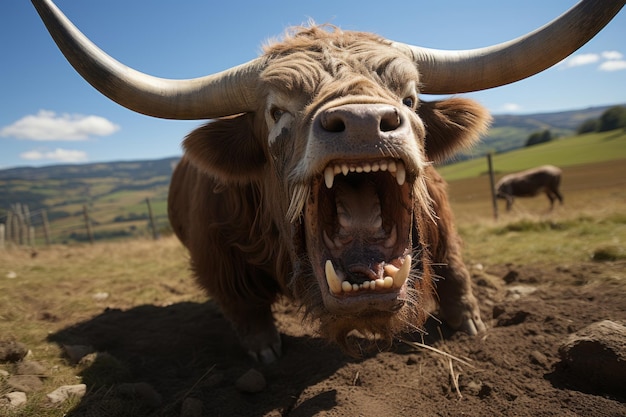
left=41, top=210, right=51, bottom=246
left=146, top=198, right=159, bottom=240
left=6, top=211, right=13, bottom=246
left=13, top=204, right=25, bottom=245
left=83, top=204, right=95, bottom=244
left=0, top=223, right=4, bottom=250
left=487, top=153, right=499, bottom=221
left=23, top=205, right=32, bottom=246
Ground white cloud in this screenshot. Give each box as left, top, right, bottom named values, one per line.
left=601, top=50, right=624, bottom=60
left=559, top=53, right=600, bottom=69
left=558, top=50, right=626, bottom=72
left=501, top=103, right=522, bottom=113
left=599, top=60, right=626, bottom=72
left=0, top=110, right=120, bottom=141
left=20, top=148, right=88, bottom=163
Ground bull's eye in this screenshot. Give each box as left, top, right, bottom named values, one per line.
left=402, top=97, right=415, bottom=108
left=270, top=106, right=287, bottom=122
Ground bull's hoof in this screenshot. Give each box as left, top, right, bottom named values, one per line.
left=439, top=295, right=486, bottom=336
left=247, top=336, right=282, bottom=364
left=238, top=323, right=283, bottom=364
left=457, top=314, right=486, bottom=336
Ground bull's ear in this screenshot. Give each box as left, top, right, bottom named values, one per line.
left=418, top=98, right=491, bottom=163
left=182, top=113, right=266, bottom=184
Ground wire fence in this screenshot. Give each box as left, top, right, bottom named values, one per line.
left=0, top=198, right=167, bottom=249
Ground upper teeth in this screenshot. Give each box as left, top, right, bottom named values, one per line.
left=324, top=254, right=411, bottom=295
left=324, top=159, right=406, bottom=189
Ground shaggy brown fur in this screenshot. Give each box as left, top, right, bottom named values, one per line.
left=169, top=25, right=490, bottom=360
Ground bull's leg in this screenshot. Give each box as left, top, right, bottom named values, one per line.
left=505, top=196, right=514, bottom=211
left=192, top=253, right=282, bottom=363
left=425, top=174, right=486, bottom=335
left=546, top=192, right=556, bottom=210
left=432, top=241, right=486, bottom=335
left=217, top=267, right=283, bottom=364
left=224, top=300, right=282, bottom=364
left=554, top=188, right=564, bottom=205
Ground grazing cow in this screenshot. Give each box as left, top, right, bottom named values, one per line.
left=496, top=165, right=564, bottom=211
left=32, top=0, right=624, bottom=362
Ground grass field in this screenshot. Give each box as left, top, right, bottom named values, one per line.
left=439, top=129, right=626, bottom=181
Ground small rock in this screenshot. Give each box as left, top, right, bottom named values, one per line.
left=92, top=292, right=109, bottom=301
left=558, top=320, right=626, bottom=395
left=118, top=382, right=162, bottom=408
left=503, top=270, right=519, bottom=284
left=16, top=360, right=46, bottom=376
left=0, top=369, right=9, bottom=378
left=63, top=344, right=95, bottom=365
left=505, top=285, right=537, bottom=301
left=235, top=368, right=266, bottom=393
left=8, top=375, right=43, bottom=392
left=529, top=350, right=549, bottom=369
left=46, top=384, right=87, bottom=404
left=496, top=310, right=531, bottom=327
left=406, top=354, right=419, bottom=365
left=0, top=340, right=28, bottom=363
left=492, top=305, right=506, bottom=319
left=181, top=397, right=203, bottom=417
left=464, top=380, right=483, bottom=396
left=3, top=392, right=27, bottom=408
left=5, top=271, right=17, bottom=279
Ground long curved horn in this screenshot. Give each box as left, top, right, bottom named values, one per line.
left=393, top=0, right=625, bottom=94
left=32, top=0, right=262, bottom=120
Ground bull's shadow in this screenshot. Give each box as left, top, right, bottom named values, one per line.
left=48, top=300, right=355, bottom=417
left=48, top=300, right=455, bottom=416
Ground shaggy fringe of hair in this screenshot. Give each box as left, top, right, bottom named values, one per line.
left=286, top=183, right=310, bottom=224
left=288, top=246, right=434, bottom=357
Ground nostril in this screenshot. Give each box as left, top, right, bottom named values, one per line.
left=321, top=113, right=346, bottom=133
left=380, top=108, right=401, bottom=132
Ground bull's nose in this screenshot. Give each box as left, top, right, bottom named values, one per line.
left=319, top=104, right=402, bottom=134
left=308, top=102, right=414, bottom=162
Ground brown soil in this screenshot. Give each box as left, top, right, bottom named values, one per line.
left=48, top=261, right=626, bottom=416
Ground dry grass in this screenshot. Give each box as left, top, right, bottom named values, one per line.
left=448, top=160, right=626, bottom=268
left=0, top=238, right=199, bottom=416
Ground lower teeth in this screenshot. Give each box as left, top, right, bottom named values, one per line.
left=325, top=255, right=411, bottom=295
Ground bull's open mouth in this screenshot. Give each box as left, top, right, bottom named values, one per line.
left=305, top=157, right=414, bottom=312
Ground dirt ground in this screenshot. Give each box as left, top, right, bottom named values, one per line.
left=45, top=260, right=626, bottom=417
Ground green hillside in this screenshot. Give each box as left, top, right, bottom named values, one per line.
left=438, top=129, right=626, bottom=182
left=0, top=158, right=178, bottom=244
left=451, top=104, right=622, bottom=159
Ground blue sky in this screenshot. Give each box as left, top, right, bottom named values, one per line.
left=1, top=1, right=625, bottom=169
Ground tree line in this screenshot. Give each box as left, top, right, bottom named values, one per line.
left=525, top=105, right=626, bottom=147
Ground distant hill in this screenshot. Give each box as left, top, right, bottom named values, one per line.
left=0, top=157, right=179, bottom=181
left=459, top=104, right=625, bottom=158
left=0, top=157, right=179, bottom=244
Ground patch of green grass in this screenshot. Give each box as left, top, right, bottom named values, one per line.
left=459, top=209, right=626, bottom=265
left=438, top=129, right=626, bottom=181
left=591, top=245, right=626, bottom=262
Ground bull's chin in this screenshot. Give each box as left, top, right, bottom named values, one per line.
left=314, top=253, right=412, bottom=314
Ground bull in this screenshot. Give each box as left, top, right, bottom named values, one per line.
left=32, top=0, right=624, bottom=363
left=496, top=165, right=564, bottom=211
